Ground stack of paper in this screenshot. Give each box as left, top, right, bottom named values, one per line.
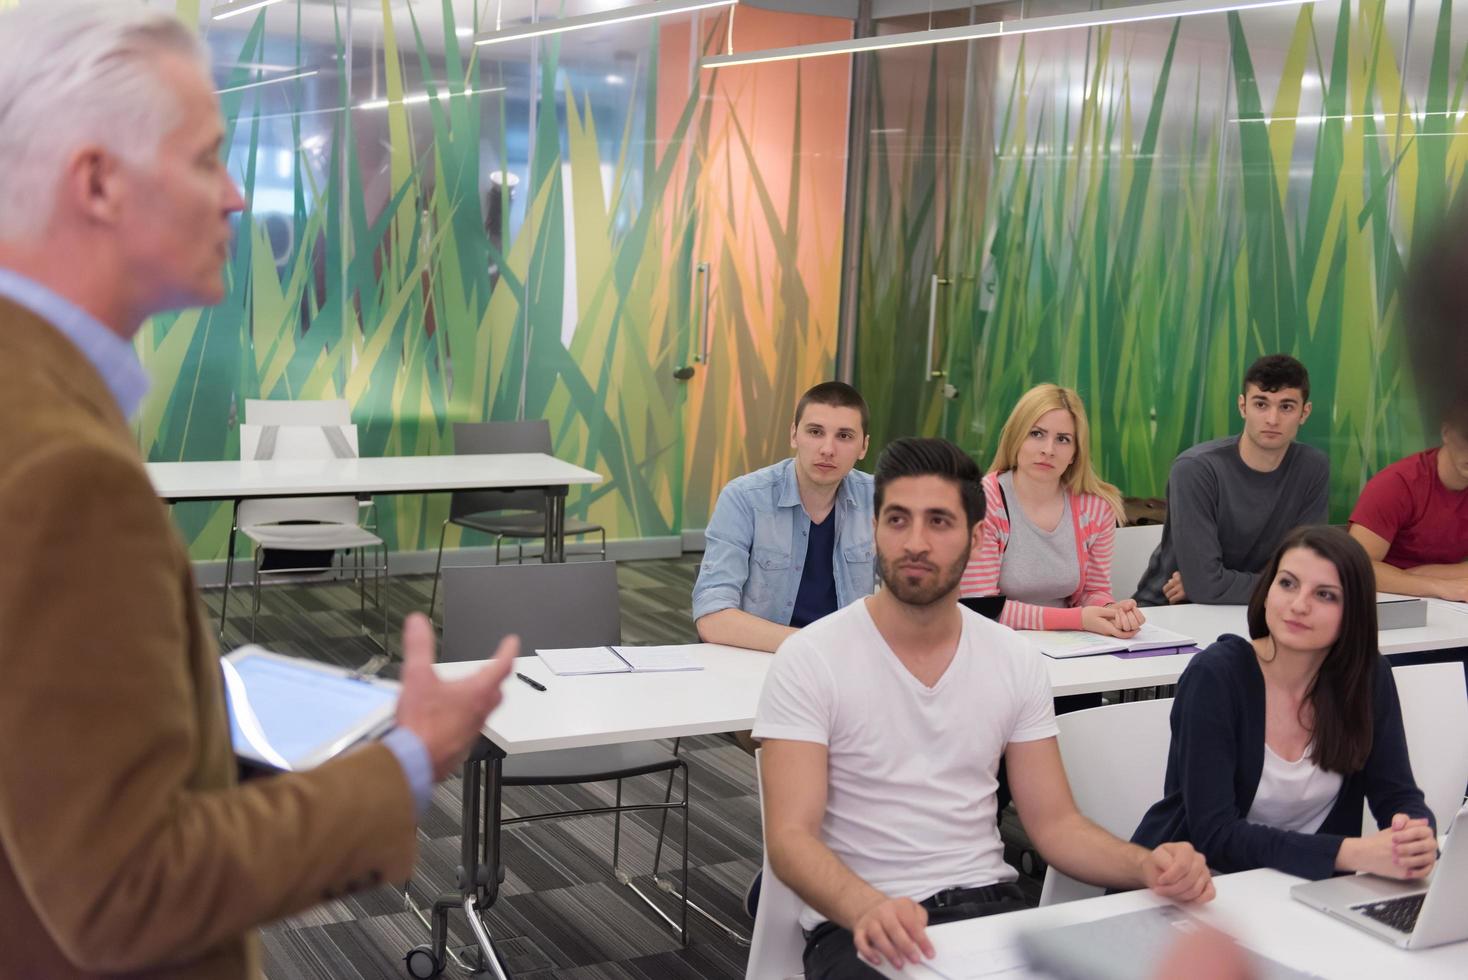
left=1023, top=623, right=1195, bottom=660
left=536, top=645, right=704, bottom=676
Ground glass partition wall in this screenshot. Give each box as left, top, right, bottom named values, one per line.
left=849, top=0, right=1468, bottom=519
left=16, top=0, right=1464, bottom=554
left=97, top=0, right=853, bottom=559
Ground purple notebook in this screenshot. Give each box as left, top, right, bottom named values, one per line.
left=1111, top=644, right=1202, bottom=660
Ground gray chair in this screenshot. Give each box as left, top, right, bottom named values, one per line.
left=428, top=420, right=605, bottom=620
left=438, top=561, right=689, bottom=943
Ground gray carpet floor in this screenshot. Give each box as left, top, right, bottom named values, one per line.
left=211, top=555, right=1043, bottom=979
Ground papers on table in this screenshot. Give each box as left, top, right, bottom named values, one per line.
left=919, top=941, right=1029, bottom=979
left=1437, top=599, right=1468, bottom=617
left=536, top=645, right=704, bottom=676
left=1024, top=622, right=1196, bottom=660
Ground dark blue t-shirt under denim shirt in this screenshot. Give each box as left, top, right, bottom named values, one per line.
left=1131, top=635, right=1433, bottom=880
left=790, top=511, right=838, bottom=628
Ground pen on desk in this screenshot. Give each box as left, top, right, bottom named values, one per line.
left=516, top=672, right=547, bottom=692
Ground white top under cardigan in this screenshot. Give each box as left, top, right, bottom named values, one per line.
left=1245, top=743, right=1344, bottom=834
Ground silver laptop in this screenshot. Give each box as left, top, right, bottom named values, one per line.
left=1290, top=802, right=1468, bottom=949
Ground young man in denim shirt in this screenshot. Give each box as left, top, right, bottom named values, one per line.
left=693, top=382, right=876, bottom=653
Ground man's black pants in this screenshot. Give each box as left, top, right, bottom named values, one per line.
left=802, top=883, right=1029, bottom=980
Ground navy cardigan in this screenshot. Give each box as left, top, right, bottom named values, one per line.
left=1131, top=635, right=1434, bottom=880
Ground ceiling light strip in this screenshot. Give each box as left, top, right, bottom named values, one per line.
left=702, top=0, right=1318, bottom=69
left=475, top=0, right=736, bottom=47
left=216, top=69, right=320, bottom=95
left=357, top=85, right=507, bottom=111
left=212, top=0, right=290, bottom=22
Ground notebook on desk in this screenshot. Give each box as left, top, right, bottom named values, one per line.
left=1022, top=623, right=1196, bottom=660
left=536, top=645, right=704, bottom=676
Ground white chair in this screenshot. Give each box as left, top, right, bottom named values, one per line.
left=243, top=398, right=351, bottom=426
left=1380, top=663, right=1468, bottom=833
left=220, top=424, right=389, bottom=655
left=747, top=750, right=807, bottom=980
left=243, top=400, right=374, bottom=527
left=1039, top=697, right=1174, bottom=905
left=1110, top=524, right=1164, bottom=601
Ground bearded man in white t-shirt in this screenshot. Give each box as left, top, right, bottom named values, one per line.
left=753, top=437, right=1215, bottom=979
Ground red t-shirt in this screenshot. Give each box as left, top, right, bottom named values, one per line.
left=1350, top=448, right=1468, bottom=569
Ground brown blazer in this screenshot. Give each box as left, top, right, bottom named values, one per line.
left=0, top=299, right=418, bottom=979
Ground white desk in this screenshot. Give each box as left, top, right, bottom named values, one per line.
left=439, top=603, right=1468, bottom=726
left=1141, top=600, right=1468, bottom=658
left=1043, top=601, right=1468, bottom=697
left=146, top=452, right=601, bottom=500
left=875, top=868, right=1468, bottom=979
left=146, top=452, right=602, bottom=561
left=436, top=644, right=770, bottom=754
left=425, top=644, right=771, bottom=976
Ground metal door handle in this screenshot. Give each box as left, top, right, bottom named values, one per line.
left=695, top=262, right=711, bottom=364
left=926, top=274, right=950, bottom=381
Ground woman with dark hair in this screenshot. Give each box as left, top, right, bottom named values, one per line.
left=1131, top=526, right=1438, bottom=880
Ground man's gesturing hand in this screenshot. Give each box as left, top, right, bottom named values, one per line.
left=394, top=613, right=519, bottom=780
left=853, top=896, right=935, bottom=969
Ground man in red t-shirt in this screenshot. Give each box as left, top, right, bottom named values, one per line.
left=1348, top=423, right=1468, bottom=600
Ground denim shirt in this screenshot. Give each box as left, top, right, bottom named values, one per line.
left=692, top=458, right=876, bottom=626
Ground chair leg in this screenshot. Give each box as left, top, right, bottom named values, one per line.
left=250, top=549, right=262, bottom=643
left=678, top=761, right=691, bottom=944
left=651, top=738, right=682, bottom=875
left=380, top=543, right=389, bottom=656
left=600, top=527, right=607, bottom=561
left=612, top=779, right=623, bottom=873
left=494, top=534, right=503, bottom=567
left=429, top=519, right=450, bottom=623
left=219, top=520, right=238, bottom=639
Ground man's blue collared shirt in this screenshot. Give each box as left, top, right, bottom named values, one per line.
left=0, top=268, right=150, bottom=419
left=692, top=458, right=876, bottom=626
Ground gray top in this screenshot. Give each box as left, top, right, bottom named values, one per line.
left=996, top=471, right=1080, bottom=608
left=1134, top=435, right=1330, bottom=606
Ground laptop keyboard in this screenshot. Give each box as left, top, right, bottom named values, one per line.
left=1352, top=893, right=1426, bottom=933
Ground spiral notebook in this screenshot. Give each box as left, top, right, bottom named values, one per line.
left=1023, top=622, right=1196, bottom=659
left=536, top=645, right=704, bottom=675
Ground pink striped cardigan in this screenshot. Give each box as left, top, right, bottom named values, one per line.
left=958, top=472, right=1119, bottom=630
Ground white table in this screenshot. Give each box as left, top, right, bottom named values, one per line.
left=146, top=452, right=602, bottom=561
left=875, top=868, right=1468, bottom=979
left=1141, top=600, right=1468, bottom=658
left=438, top=644, right=770, bottom=754
left=422, top=644, right=770, bottom=978
left=1043, top=600, right=1468, bottom=697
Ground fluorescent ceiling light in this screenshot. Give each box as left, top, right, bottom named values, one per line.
left=212, top=0, right=289, bottom=21
left=216, top=69, right=319, bottom=95
left=703, top=0, right=1318, bottom=68
left=475, top=0, right=736, bottom=47
left=357, top=84, right=507, bottom=111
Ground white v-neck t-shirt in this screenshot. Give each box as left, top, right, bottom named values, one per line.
left=753, top=599, right=1059, bottom=930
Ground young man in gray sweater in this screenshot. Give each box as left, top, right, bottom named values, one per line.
left=1134, top=355, right=1330, bottom=606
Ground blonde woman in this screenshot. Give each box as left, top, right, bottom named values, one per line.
left=959, top=384, right=1144, bottom=637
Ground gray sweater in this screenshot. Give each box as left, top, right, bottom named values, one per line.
left=1134, top=436, right=1330, bottom=606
